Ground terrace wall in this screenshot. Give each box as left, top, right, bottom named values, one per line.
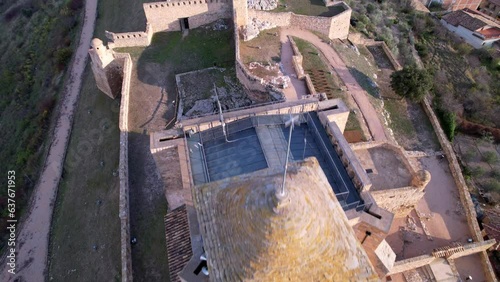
left=143, top=0, right=231, bottom=32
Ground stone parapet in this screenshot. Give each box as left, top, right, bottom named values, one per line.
left=106, top=24, right=154, bottom=48
left=116, top=52, right=133, bottom=282
left=324, top=121, right=372, bottom=192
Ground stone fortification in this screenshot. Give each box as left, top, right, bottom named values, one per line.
left=421, top=97, right=497, bottom=281
left=115, top=52, right=133, bottom=282
left=106, top=24, right=154, bottom=48
left=143, top=0, right=231, bottom=32
left=89, top=39, right=123, bottom=99
left=245, top=2, right=351, bottom=40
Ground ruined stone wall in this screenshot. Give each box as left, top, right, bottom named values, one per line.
left=143, top=0, right=231, bottom=32
left=247, top=9, right=292, bottom=27
left=115, top=52, right=133, bottom=282
left=288, top=36, right=316, bottom=95
left=371, top=186, right=424, bottom=217
left=421, top=97, right=497, bottom=282
left=106, top=24, right=154, bottom=48
left=247, top=4, right=351, bottom=40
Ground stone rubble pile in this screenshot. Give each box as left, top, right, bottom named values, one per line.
left=242, top=18, right=276, bottom=41
left=247, top=0, right=278, bottom=10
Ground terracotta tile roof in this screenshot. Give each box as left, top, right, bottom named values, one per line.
left=165, top=205, right=193, bottom=282
left=193, top=158, right=379, bottom=282
left=477, top=27, right=500, bottom=39
left=442, top=10, right=488, bottom=31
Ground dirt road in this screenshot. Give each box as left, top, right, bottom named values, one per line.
left=280, top=28, right=387, bottom=142
left=0, top=0, right=97, bottom=280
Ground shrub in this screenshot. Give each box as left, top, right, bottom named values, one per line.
left=367, top=3, right=375, bottom=14
left=415, top=42, right=429, bottom=58
left=483, top=151, right=498, bottom=164
left=456, top=43, right=473, bottom=56
left=55, top=47, right=73, bottom=69
left=484, top=180, right=500, bottom=192
left=470, top=165, right=486, bottom=177
left=437, top=109, right=456, bottom=141
left=390, top=65, right=433, bottom=102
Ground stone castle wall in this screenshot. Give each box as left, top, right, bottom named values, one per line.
left=324, top=121, right=373, bottom=193
left=106, top=24, right=154, bottom=48
left=371, top=186, right=424, bottom=217
left=247, top=2, right=351, bottom=40
left=421, top=97, right=497, bottom=281
left=115, top=52, right=133, bottom=282
left=143, top=0, right=231, bottom=32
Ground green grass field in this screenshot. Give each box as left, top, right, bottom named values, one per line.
left=48, top=0, right=151, bottom=280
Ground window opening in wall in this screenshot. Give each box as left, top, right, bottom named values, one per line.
left=365, top=168, right=373, bottom=174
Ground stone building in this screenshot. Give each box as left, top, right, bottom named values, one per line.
left=441, top=8, right=500, bottom=48
left=479, top=0, right=500, bottom=21
left=152, top=99, right=401, bottom=281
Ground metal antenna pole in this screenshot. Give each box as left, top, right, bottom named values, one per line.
left=281, top=115, right=299, bottom=196
left=214, top=83, right=232, bottom=143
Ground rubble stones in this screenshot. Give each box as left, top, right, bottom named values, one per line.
left=247, top=0, right=278, bottom=11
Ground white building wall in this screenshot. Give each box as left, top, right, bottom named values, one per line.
left=440, top=19, right=486, bottom=48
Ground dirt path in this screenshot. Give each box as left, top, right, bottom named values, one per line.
left=280, top=28, right=387, bottom=142
left=0, top=0, right=97, bottom=280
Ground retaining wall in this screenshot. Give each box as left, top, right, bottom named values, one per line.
left=106, top=24, right=154, bottom=48
left=143, top=0, right=231, bottom=32
left=288, top=36, right=316, bottom=95
left=421, top=97, right=497, bottom=281
left=365, top=41, right=402, bottom=71
left=115, top=52, right=133, bottom=282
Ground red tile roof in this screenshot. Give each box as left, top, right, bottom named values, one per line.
left=442, top=9, right=488, bottom=31
left=165, top=205, right=193, bottom=282
left=477, top=27, right=500, bottom=39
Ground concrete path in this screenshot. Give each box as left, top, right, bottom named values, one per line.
left=279, top=33, right=307, bottom=101
left=280, top=28, right=387, bottom=142
left=0, top=0, right=98, bottom=280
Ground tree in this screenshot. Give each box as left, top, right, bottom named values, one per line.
left=390, top=65, right=432, bottom=102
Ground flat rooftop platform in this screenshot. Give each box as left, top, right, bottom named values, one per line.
left=186, top=112, right=364, bottom=211
left=354, top=146, right=412, bottom=190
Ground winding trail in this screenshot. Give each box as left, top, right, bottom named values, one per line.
left=0, top=0, right=97, bottom=280
left=280, top=28, right=387, bottom=142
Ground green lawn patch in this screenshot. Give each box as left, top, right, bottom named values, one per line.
left=48, top=66, right=121, bottom=282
